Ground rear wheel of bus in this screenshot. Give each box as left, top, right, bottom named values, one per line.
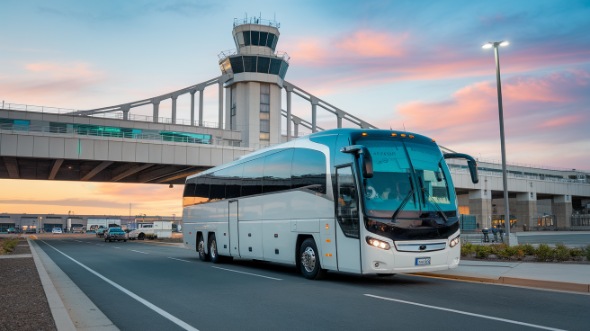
left=299, top=238, right=326, bottom=280
left=208, top=234, right=220, bottom=264
left=197, top=234, right=209, bottom=261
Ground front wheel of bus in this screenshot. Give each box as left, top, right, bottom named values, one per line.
left=197, top=235, right=209, bottom=261
left=209, top=234, right=220, bottom=264
left=299, top=238, right=326, bottom=280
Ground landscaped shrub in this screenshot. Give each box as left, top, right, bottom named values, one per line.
left=569, top=247, right=584, bottom=260
left=554, top=243, right=571, bottom=262
left=0, top=238, right=19, bottom=254
left=521, top=243, right=536, bottom=256
left=475, top=245, right=493, bottom=259
left=585, top=245, right=590, bottom=261
left=535, top=244, right=555, bottom=262
left=461, top=242, right=475, bottom=257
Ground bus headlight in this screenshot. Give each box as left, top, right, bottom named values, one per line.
left=366, top=237, right=391, bottom=250
left=449, top=235, right=460, bottom=248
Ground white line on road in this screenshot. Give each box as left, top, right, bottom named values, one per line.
left=211, top=266, right=282, bottom=281
left=364, top=294, right=566, bottom=331
left=130, top=249, right=149, bottom=255
left=167, top=257, right=192, bottom=263
left=74, top=240, right=84, bottom=243
left=40, top=240, right=199, bottom=331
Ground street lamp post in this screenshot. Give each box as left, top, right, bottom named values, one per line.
left=482, top=40, right=511, bottom=245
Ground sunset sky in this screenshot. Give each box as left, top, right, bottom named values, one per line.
left=1, top=0, right=589, bottom=216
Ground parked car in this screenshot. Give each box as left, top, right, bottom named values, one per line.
left=104, top=227, right=128, bottom=242
left=7, top=227, right=17, bottom=234
left=96, top=227, right=106, bottom=238
left=71, top=226, right=85, bottom=234
left=52, top=227, right=63, bottom=234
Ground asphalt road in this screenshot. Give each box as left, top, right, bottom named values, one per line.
left=36, top=237, right=590, bottom=331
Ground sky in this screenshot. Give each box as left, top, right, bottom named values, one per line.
left=1, top=0, right=589, bottom=217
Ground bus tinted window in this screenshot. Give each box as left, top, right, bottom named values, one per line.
left=194, top=177, right=210, bottom=200
left=242, top=158, right=264, bottom=196
left=263, top=149, right=294, bottom=193
left=292, top=149, right=326, bottom=194
left=217, top=164, right=244, bottom=199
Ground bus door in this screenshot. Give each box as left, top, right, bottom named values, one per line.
left=228, top=200, right=239, bottom=257
left=335, top=166, right=362, bottom=273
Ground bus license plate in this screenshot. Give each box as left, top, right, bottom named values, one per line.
left=415, top=257, right=431, bottom=266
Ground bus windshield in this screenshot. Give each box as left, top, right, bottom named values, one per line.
left=361, top=139, right=455, bottom=220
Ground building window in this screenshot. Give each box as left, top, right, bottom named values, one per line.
left=260, top=84, right=270, bottom=141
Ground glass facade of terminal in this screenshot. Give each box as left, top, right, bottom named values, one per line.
left=0, top=118, right=212, bottom=144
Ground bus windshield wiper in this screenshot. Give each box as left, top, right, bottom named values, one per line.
left=391, top=176, right=414, bottom=221
left=419, top=183, right=448, bottom=223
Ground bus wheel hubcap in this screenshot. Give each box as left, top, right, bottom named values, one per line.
left=302, top=247, right=316, bottom=272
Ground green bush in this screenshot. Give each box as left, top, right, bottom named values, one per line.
left=585, top=245, right=590, bottom=261
left=554, top=243, right=570, bottom=262
left=498, top=245, right=521, bottom=260
left=535, top=244, right=555, bottom=262
left=1, top=238, right=19, bottom=254
left=569, top=247, right=584, bottom=259
left=521, top=243, right=536, bottom=256
left=475, top=245, right=493, bottom=259
left=461, top=242, right=475, bottom=257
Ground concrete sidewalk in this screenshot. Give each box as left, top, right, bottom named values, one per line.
left=417, top=259, right=590, bottom=293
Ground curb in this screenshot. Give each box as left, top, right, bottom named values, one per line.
left=28, top=239, right=120, bottom=331
left=29, top=238, right=77, bottom=331
left=414, top=272, right=590, bottom=293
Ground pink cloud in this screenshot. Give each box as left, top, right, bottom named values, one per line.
left=377, top=69, right=590, bottom=168
left=287, top=28, right=409, bottom=68
left=335, top=30, right=408, bottom=57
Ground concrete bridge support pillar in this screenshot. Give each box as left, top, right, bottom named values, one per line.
left=171, top=95, right=178, bottom=124
left=293, top=118, right=301, bottom=138
left=152, top=100, right=160, bottom=123
left=199, top=88, right=204, bottom=126
left=189, top=90, right=196, bottom=126
left=311, top=97, right=318, bottom=133
left=336, top=110, right=344, bottom=129
left=121, top=105, right=130, bottom=121
left=516, top=192, right=537, bottom=231
left=469, top=189, right=492, bottom=229
left=552, top=195, right=572, bottom=229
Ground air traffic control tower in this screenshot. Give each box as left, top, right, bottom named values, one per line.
left=218, top=16, right=290, bottom=148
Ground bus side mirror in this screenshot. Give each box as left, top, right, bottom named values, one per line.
left=341, top=145, right=373, bottom=178
left=444, top=153, right=479, bottom=184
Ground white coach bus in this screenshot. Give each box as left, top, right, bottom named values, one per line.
left=182, top=129, right=478, bottom=279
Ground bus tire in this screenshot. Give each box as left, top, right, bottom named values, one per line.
left=138, top=233, right=145, bottom=240
left=299, top=238, right=326, bottom=280
left=208, top=234, right=220, bottom=264
left=197, top=235, right=209, bottom=261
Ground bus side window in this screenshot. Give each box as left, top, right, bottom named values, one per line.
left=336, top=166, right=360, bottom=238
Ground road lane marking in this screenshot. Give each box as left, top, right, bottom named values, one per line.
left=74, top=240, right=84, bottom=243
left=130, top=249, right=149, bottom=254
left=40, top=240, right=200, bottom=331
left=364, top=294, right=566, bottom=331
left=168, top=257, right=192, bottom=263
left=211, top=266, right=282, bottom=281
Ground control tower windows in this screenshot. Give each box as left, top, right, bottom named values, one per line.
left=243, top=56, right=257, bottom=72
left=226, top=55, right=289, bottom=79
left=257, top=56, right=270, bottom=73
left=241, top=31, right=278, bottom=50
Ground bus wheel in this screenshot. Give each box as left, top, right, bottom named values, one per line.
left=208, top=234, right=220, bottom=264
left=197, top=235, right=209, bottom=261
left=299, top=238, right=326, bottom=280
left=138, top=233, right=145, bottom=240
